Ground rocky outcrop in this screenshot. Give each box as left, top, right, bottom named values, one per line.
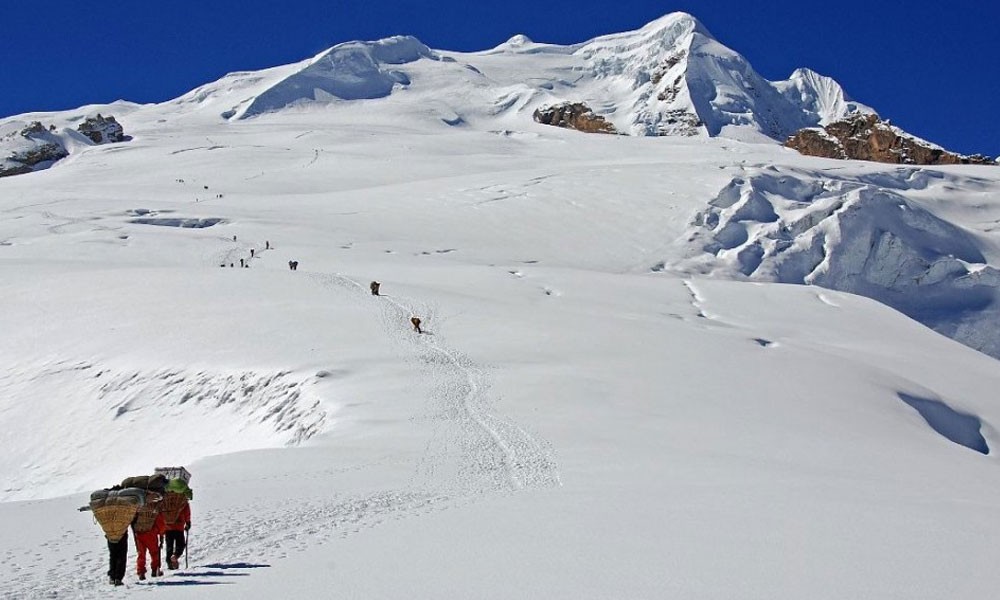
left=653, top=109, right=703, bottom=137
left=650, top=49, right=687, bottom=85
left=786, top=114, right=994, bottom=165
left=532, top=102, right=617, bottom=134
left=1, top=114, right=129, bottom=179
left=77, top=113, right=127, bottom=143
left=0, top=163, right=33, bottom=178
left=20, top=121, right=49, bottom=137
left=0, top=122, right=70, bottom=178
left=9, top=141, right=69, bottom=167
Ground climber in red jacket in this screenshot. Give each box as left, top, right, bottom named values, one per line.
left=131, top=499, right=166, bottom=580
left=162, top=493, right=191, bottom=570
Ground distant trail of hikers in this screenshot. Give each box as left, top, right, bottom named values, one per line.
left=216, top=237, right=427, bottom=333
left=80, top=466, right=193, bottom=586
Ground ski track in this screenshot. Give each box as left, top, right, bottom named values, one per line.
left=0, top=266, right=559, bottom=598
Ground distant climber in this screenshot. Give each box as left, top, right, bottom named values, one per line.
left=233, top=235, right=237, bottom=242
left=288, top=260, right=298, bottom=271
left=265, top=240, right=270, bottom=250
left=411, top=317, right=422, bottom=334
left=250, top=248, right=255, bottom=258
left=370, top=281, right=380, bottom=296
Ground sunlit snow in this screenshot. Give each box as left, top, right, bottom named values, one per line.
left=1, top=12, right=998, bottom=600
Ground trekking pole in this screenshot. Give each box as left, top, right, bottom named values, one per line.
left=185, top=530, right=189, bottom=569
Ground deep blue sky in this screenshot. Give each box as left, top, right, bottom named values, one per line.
left=2, top=1, right=996, bottom=155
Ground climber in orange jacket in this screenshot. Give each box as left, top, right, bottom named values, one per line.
left=131, top=500, right=166, bottom=580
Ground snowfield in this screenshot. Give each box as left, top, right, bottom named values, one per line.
left=1, top=12, right=1000, bottom=600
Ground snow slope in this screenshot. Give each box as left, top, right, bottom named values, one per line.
left=1, top=12, right=1000, bottom=600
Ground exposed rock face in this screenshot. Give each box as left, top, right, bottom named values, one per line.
left=654, top=109, right=702, bottom=136
left=786, top=114, right=994, bottom=165
left=532, top=102, right=617, bottom=134
left=0, top=122, right=70, bottom=178
left=0, top=164, right=33, bottom=178
left=1, top=114, right=129, bottom=178
left=10, top=142, right=69, bottom=167
left=77, top=113, right=127, bottom=143
left=20, top=121, right=47, bottom=137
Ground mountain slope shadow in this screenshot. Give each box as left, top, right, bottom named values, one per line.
left=897, top=392, right=989, bottom=455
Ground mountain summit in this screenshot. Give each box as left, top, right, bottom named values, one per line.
left=557, top=12, right=871, bottom=138
left=157, top=12, right=871, bottom=141
left=2, top=12, right=989, bottom=180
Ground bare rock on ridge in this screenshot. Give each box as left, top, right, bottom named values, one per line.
left=1, top=114, right=130, bottom=179
left=533, top=102, right=618, bottom=134
left=786, top=114, right=994, bottom=165
left=0, top=121, right=70, bottom=178
left=77, top=113, right=128, bottom=144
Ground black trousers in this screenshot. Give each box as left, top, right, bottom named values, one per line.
left=165, top=530, right=186, bottom=559
left=107, top=536, right=128, bottom=581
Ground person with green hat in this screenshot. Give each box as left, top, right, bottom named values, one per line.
left=161, top=479, right=192, bottom=570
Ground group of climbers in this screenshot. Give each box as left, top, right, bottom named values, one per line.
left=81, top=467, right=193, bottom=586
left=221, top=236, right=274, bottom=268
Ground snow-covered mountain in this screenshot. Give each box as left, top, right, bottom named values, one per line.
left=139, top=12, right=872, bottom=138
left=2, top=12, right=1000, bottom=600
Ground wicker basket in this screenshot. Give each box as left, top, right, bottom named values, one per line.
left=161, top=492, right=188, bottom=526
left=132, top=504, right=160, bottom=533
left=93, top=504, right=139, bottom=542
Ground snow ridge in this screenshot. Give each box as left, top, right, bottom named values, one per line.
left=0, top=361, right=326, bottom=502
left=680, top=166, right=1000, bottom=357
left=238, top=36, right=437, bottom=119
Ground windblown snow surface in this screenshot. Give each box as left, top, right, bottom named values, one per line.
left=2, top=12, right=1000, bottom=600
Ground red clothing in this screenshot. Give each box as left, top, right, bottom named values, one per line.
left=132, top=513, right=165, bottom=576
left=164, top=502, right=190, bottom=532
